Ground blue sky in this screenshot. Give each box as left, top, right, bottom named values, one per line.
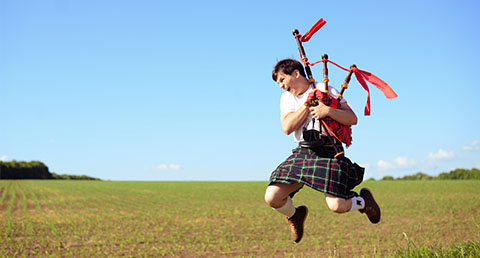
left=1, top=0, right=479, bottom=181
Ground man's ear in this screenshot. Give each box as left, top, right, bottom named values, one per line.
left=293, top=69, right=301, bottom=78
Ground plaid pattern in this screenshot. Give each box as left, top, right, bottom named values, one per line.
left=324, top=117, right=352, bottom=147
left=269, top=147, right=364, bottom=199
left=307, top=91, right=352, bottom=146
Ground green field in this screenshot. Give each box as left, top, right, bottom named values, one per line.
left=0, top=180, right=479, bottom=257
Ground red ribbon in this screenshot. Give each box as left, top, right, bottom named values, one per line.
left=351, top=67, right=397, bottom=115
left=306, top=59, right=397, bottom=116
left=300, top=18, right=326, bottom=42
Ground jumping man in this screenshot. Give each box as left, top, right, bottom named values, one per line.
left=264, top=58, right=381, bottom=243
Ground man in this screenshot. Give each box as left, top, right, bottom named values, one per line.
left=264, top=58, right=381, bottom=243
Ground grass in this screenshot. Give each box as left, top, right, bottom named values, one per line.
left=0, top=180, right=479, bottom=257
left=393, top=240, right=480, bottom=258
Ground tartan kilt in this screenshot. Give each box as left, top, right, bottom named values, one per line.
left=269, top=146, right=365, bottom=199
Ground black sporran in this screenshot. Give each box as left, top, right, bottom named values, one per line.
left=302, top=118, right=322, bottom=142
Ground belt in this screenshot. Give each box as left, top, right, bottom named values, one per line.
left=299, top=136, right=342, bottom=148
left=298, top=137, right=344, bottom=158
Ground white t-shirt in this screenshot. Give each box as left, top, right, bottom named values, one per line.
left=280, top=82, right=347, bottom=142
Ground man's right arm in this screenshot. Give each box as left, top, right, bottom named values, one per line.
left=280, top=105, right=310, bottom=135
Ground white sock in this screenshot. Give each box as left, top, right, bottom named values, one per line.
left=273, top=196, right=296, bottom=218
left=349, top=196, right=365, bottom=212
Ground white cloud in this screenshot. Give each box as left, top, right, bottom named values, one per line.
left=168, top=164, right=181, bottom=170
left=377, top=156, right=416, bottom=171
left=359, top=163, right=371, bottom=170
left=155, top=163, right=181, bottom=171
left=393, top=156, right=416, bottom=167
left=377, top=160, right=394, bottom=171
left=463, top=140, right=480, bottom=152
left=0, top=156, right=7, bottom=161
left=428, top=149, right=454, bottom=160
left=156, top=164, right=168, bottom=170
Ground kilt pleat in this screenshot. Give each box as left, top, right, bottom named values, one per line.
left=269, top=147, right=365, bottom=199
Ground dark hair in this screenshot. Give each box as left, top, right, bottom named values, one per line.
left=272, top=59, right=306, bottom=82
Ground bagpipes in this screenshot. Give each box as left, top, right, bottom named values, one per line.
left=292, top=18, right=397, bottom=150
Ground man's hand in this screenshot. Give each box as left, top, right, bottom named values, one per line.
left=309, top=102, right=330, bottom=120
left=310, top=102, right=358, bottom=126
left=304, top=89, right=321, bottom=107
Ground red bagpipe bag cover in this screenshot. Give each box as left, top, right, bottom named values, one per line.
left=311, top=90, right=352, bottom=147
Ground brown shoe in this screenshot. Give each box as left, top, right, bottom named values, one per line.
left=286, top=206, right=308, bottom=243
left=359, top=188, right=381, bottom=224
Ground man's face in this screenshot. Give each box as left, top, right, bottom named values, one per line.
left=276, top=70, right=303, bottom=95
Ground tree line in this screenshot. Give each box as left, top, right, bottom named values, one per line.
left=381, top=168, right=480, bottom=180
left=0, top=160, right=100, bottom=180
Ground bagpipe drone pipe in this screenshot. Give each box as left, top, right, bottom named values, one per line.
left=292, top=18, right=398, bottom=150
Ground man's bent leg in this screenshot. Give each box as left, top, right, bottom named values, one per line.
left=325, top=190, right=381, bottom=224
left=264, top=182, right=303, bottom=208
left=325, top=194, right=354, bottom=213
left=265, top=182, right=308, bottom=243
